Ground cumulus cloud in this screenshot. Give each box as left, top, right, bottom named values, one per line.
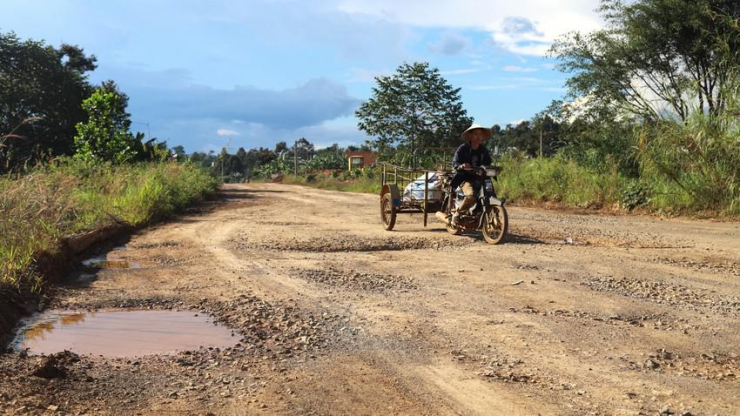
left=217, top=129, right=240, bottom=136
left=335, top=0, right=603, bottom=56
left=491, top=17, right=550, bottom=56
left=428, top=31, right=471, bottom=55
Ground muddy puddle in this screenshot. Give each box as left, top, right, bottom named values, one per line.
left=82, top=247, right=157, bottom=269
left=12, top=310, right=238, bottom=357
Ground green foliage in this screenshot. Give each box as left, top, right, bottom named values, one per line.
left=0, top=160, right=217, bottom=289
left=491, top=114, right=562, bottom=158
left=356, top=62, right=473, bottom=160
left=303, top=150, right=346, bottom=171
left=498, top=154, right=626, bottom=209
left=0, top=31, right=96, bottom=172
left=551, top=0, right=740, bottom=121
left=635, top=110, right=740, bottom=214
left=74, top=87, right=140, bottom=164
left=621, top=180, right=651, bottom=211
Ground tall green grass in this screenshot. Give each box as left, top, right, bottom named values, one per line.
left=497, top=155, right=626, bottom=209
left=635, top=111, right=740, bottom=215
left=0, top=159, right=218, bottom=288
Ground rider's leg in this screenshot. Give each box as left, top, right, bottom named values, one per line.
left=452, top=181, right=476, bottom=224
left=458, top=181, right=477, bottom=213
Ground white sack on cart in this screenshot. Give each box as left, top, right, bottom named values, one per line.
left=402, top=173, right=444, bottom=202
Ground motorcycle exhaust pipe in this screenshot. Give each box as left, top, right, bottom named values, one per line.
left=434, top=211, right=451, bottom=225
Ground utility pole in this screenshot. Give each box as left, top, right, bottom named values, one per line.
left=294, top=139, right=299, bottom=176
left=539, top=128, right=543, bottom=158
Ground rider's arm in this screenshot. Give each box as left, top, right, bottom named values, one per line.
left=452, top=144, right=470, bottom=171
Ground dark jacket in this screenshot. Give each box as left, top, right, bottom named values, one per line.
left=451, top=143, right=492, bottom=190
left=452, top=142, right=492, bottom=171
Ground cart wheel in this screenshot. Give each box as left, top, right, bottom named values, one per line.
left=381, top=193, right=396, bottom=231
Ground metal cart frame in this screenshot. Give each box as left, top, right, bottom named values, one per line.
left=379, top=162, right=450, bottom=230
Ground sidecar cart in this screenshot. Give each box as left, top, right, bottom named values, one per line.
left=379, top=163, right=448, bottom=231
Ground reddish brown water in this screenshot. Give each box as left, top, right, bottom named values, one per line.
left=81, top=247, right=156, bottom=269
left=13, top=310, right=238, bottom=357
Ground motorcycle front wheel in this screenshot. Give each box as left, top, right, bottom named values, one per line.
left=482, top=205, right=508, bottom=244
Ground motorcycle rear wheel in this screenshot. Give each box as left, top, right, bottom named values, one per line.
left=482, top=205, right=508, bottom=244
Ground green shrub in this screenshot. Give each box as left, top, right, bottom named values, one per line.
left=0, top=159, right=217, bottom=289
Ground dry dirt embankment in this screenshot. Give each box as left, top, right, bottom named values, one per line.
left=2, top=183, right=739, bottom=415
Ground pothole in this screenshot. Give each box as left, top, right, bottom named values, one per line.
left=83, top=260, right=158, bottom=269
left=12, top=309, right=238, bottom=357
left=81, top=247, right=157, bottom=269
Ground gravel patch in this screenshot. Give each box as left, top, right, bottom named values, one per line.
left=230, top=233, right=471, bottom=252
left=292, top=267, right=418, bottom=293
left=583, top=276, right=740, bottom=315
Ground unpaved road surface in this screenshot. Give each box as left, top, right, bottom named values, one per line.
left=2, top=183, right=740, bottom=415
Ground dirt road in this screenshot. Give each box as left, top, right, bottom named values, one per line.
left=2, top=183, right=740, bottom=415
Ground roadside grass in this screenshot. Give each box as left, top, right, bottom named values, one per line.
left=283, top=159, right=626, bottom=210
left=497, top=155, right=626, bottom=209
left=0, top=159, right=218, bottom=289
left=283, top=171, right=381, bottom=194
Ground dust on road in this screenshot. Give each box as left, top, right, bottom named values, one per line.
left=2, top=183, right=739, bottom=415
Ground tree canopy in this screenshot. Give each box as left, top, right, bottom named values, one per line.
left=0, top=31, right=96, bottom=171
left=551, top=0, right=740, bottom=122
left=355, top=62, right=473, bottom=160
left=73, top=84, right=140, bottom=164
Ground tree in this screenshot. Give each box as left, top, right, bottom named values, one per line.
left=356, top=62, right=473, bottom=162
left=274, top=141, right=288, bottom=154
left=551, top=0, right=740, bottom=122
left=292, top=137, right=315, bottom=160
left=0, top=31, right=97, bottom=171
left=73, top=86, right=139, bottom=164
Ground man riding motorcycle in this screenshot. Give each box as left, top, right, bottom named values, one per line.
left=451, top=124, right=493, bottom=225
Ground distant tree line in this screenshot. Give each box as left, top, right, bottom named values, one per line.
left=0, top=31, right=169, bottom=173
left=181, top=139, right=371, bottom=182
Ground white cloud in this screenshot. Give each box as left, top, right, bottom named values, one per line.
left=217, top=129, right=240, bottom=136
left=336, top=0, right=603, bottom=56
left=502, top=65, right=537, bottom=73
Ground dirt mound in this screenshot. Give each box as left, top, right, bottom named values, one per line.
left=292, top=267, right=417, bottom=293
left=31, top=352, right=80, bottom=379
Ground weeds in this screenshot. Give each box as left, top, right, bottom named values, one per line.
left=0, top=159, right=217, bottom=288
left=635, top=111, right=740, bottom=215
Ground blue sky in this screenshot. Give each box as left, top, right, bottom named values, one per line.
left=0, top=0, right=603, bottom=153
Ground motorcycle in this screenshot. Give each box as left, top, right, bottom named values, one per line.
left=434, top=166, right=508, bottom=244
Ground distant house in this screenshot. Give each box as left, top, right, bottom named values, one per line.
left=347, top=151, right=376, bottom=170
